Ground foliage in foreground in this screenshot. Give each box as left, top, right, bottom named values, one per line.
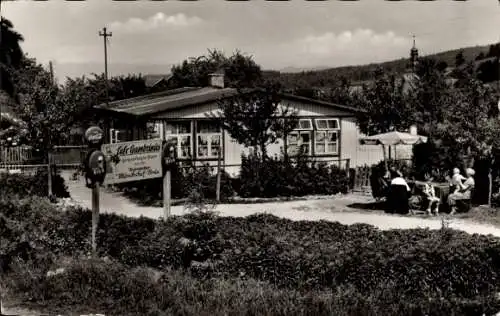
left=0, top=169, right=69, bottom=198
left=3, top=196, right=500, bottom=315
left=5, top=257, right=500, bottom=316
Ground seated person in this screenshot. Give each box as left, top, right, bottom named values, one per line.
left=450, top=167, right=466, bottom=194
left=447, top=168, right=475, bottom=215
left=388, top=170, right=411, bottom=214
left=423, top=174, right=440, bottom=216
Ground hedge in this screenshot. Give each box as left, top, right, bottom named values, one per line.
left=0, top=169, right=70, bottom=199
left=116, top=153, right=350, bottom=205
left=239, top=153, right=350, bottom=198
left=117, top=163, right=235, bottom=206
left=3, top=196, right=500, bottom=315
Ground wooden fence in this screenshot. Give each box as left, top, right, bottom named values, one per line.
left=0, top=145, right=87, bottom=167
left=0, top=146, right=35, bottom=164
left=51, top=145, right=88, bottom=167
left=353, top=165, right=372, bottom=193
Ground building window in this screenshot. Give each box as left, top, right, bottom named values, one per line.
left=197, top=121, right=222, bottom=158
left=315, top=118, right=339, bottom=130
left=165, top=121, right=192, bottom=158
left=287, top=119, right=313, bottom=155
left=146, top=122, right=162, bottom=139
left=314, top=119, right=339, bottom=155
left=110, top=128, right=131, bottom=144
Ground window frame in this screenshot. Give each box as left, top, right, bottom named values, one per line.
left=297, top=118, right=313, bottom=130
left=164, top=121, right=193, bottom=159
left=315, top=118, right=339, bottom=131
left=314, top=130, right=339, bottom=155
left=314, top=118, right=340, bottom=155
left=287, top=119, right=313, bottom=156
left=196, top=120, right=223, bottom=159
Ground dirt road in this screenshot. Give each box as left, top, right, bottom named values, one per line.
left=62, top=171, right=500, bottom=238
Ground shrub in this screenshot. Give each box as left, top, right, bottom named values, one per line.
left=8, top=259, right=500, bottom=316
left=6, top=257, right=500, bottom=316
left=239, top=153, right=349, bottom=198
left=0, top=168, right=70, bottom=198
left=5, top=197, right=500, bottom=315
left=117, top=162, right=235, bottom=206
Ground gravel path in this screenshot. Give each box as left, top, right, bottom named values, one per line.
left=62, top=171, right=500, bottom=238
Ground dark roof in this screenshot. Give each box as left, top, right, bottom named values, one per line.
left=94, top=86, right=363, bottom=117
left=144, top=74, right=173, bottom=88
left=95, top=87, right=239, bottom=116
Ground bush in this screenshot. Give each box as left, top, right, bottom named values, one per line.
left=117, top=162, right=235, bottom=206
left=4, top=196, right=500, bottom=315
left=0, top=168, right=70, bottom=199
left=239, top=153, right=349, bottom=198
left=6, top=257, right=500, bottom=316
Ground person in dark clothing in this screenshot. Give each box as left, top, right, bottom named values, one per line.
left=388, top=170, right=411, bottom=214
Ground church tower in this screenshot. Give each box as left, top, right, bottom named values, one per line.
left=409, top=35, right=419, bottom=72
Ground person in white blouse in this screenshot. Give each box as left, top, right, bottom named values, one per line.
left=388, top=170, right=411, bottom=214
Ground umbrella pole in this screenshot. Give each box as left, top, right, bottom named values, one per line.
left=382, top=144, right=388, bottom=172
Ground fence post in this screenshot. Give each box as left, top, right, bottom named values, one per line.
left=346, top=159, right=351, bottom=190
left=216, top=145, right=222, bottom=202
left=47, top=150, right=53, bottom=197
left=163, top=169, right=171, bottom=219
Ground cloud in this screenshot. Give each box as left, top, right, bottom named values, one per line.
left=297, top=29, right=407, bottom=56
left=109, top=13, right=202, bottom=33
left=261, top=29, right=410, bottom=69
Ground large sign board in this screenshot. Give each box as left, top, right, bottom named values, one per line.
left=102, top=139, right=163, bottom=184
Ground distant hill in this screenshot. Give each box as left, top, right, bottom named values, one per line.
left=53, top=62, right=173, bottom=84
left=279, top=66, right=330, bottom=73
left=266, top=43, right=498, bottom=89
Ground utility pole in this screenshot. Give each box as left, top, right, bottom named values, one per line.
left=99, top=27, right=112, bottom=104
left=47, top=61, right=55, bottom=197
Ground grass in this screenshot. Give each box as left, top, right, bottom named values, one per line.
left=4, top=256, right=500, bottom=316
left=4, top=194, right=500, bottom=315
left=455, top=205, right=500, bottom=227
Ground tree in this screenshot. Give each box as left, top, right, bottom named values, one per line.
left=487, top=43, right=500, bottom=58
left=475, top=52, right=486, bottom=61
left=455, top=50, right=466, bottom=68
left=11, top=57, right=78, bottom=151
left=477, top=59, right=498, bottom=83
left=170, top=49, right=262, bottom=89
left=0, top=17, right=25, bottom=98
left=353, top=69, right=411, bottom=135
left=214, top=85, right=298, bottom=159
left=408, top=58, right=452, bottom=134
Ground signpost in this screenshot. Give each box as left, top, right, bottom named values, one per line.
left=102, top=138, right=172, bottom=219
left=83, top=126, right=106, bottom=258
left=162, top=142, right=177, bottom=219
left=102, top=139, right=163, bottom=185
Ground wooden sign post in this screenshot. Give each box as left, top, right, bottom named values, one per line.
left=84, top=126, right=106, bottom=258
left=162, top=142, right=176, bottom=220
left=163, top=169, right=171, bottom=219
left=91, top=182, right=100, bottom=257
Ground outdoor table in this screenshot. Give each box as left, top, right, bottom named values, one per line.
left=408, top=180, right=451, bottom=204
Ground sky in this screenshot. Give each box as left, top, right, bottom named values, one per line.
left=3, top=0, right=500, bottom=82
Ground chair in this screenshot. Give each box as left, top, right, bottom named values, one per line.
left=455, top=187, right=474, bottom=213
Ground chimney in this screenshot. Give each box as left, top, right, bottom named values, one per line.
left=209, top=72, right=224, bottom=89
left=409, top=125, right=417, bottom=135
